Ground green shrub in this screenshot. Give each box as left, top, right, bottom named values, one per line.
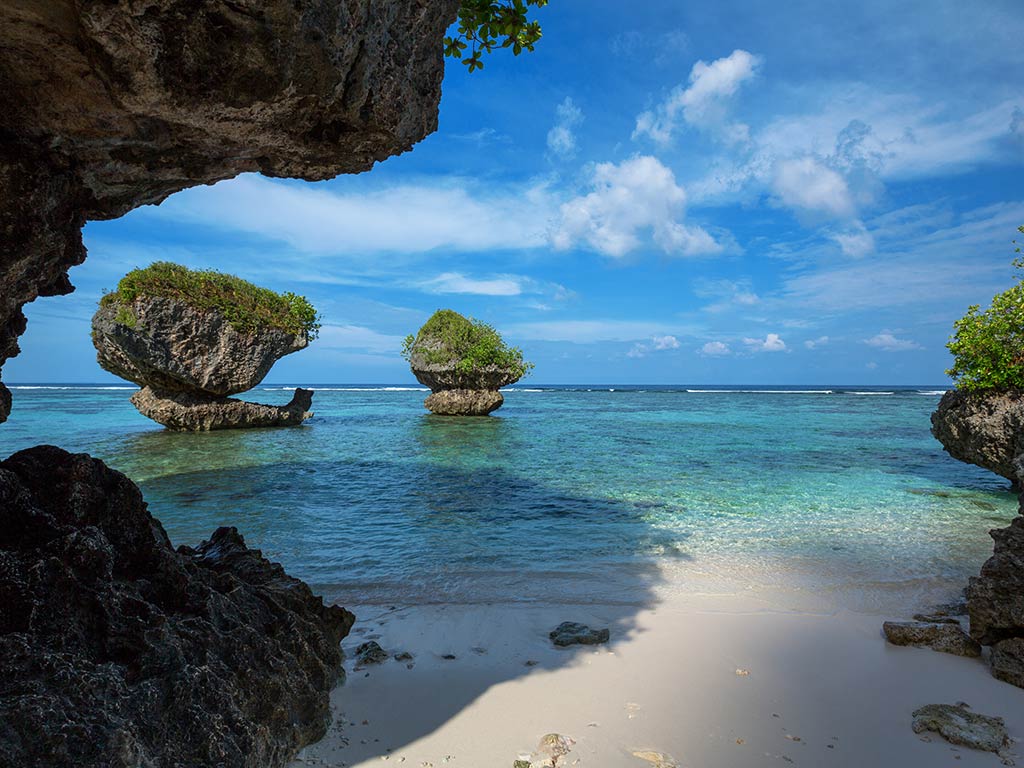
left=101, top=262, right=320, bottom=339
left=402, top=309, right=533, bottom=377
left=946, top=226, right=1024, bottom=392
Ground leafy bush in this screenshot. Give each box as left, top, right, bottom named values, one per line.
left=946, top=226, right=1024, bottom=392
left=445, top=0, right=547, bottom=72
left=402, top=309, right=533, bottom=377
left=101, top=262, right=320, bottom=339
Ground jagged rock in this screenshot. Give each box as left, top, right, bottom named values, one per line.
left=992, top=638, right=1024, bottom=688
left=968, top=514, right=1024, bottom=649
left=932, top=389, right=1024, bottom=484
left=0, top=0, right=461, bottom=422
left=93, top=297, right=307, bottom=396
left=911, top=703, right=1010, bottom=754
left=531, top=733, right=576, bottom=768
left=353, top=641, right=389, bottom=667
left=549, top=622, right=610, bottom=647
left=424, top=389, right=505, bottom=416
left=412, top=359, right=522, bottom=392
left=882, top=620, right=981, bottom=657
left=0, top=445, right=354, bottom=768
left=131, top=386, right=313, bottom=431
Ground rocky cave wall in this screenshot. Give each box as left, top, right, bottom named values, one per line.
left=0, top=0, right=461, bottom=422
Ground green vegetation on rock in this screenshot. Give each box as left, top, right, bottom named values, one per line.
left=402, top=309, right=533, bottom=377
left=100, top=262, right=320, bottom=339
left=446, top=0, right=547, bottom=72
left=946, top=226, right=1024, bottom=392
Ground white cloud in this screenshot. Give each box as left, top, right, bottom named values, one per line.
left=634, top=49, right=761, bottom=144
left=743, top=333, right=787, bottom=352
left=502, top=320, right=682, bottom=344
left=696, top=279, right=761, bottom=313
left=863, top=332, right=922, bottom=351
left=317, top=325, right=406, bottom=354
left=831, top=223, right=876, bottom=257
left=553, top=156, right=720, bottom=258
left=700, top=341, right=732, bottom=357
left=417, top=272, right=523, bottom=296
left=148, top=173, right=552, bottom=256
left=630, top=334, right=683, bottom=358
left=772, top=157, right=855, bottom=218
left=804, top=335, right=830, bottom=349
left=547, top=97, right=584, bottom=158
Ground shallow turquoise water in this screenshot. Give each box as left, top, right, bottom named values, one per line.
left=1, top=384, right=1016, bottom=610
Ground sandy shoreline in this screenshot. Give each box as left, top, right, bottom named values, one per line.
left=292, top=580, right=1024, bottom=768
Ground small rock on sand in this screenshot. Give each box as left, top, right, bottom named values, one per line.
left=992, top=638, right=1024, bottom=689
left=882, top=621, right=981, bottom=657
left=632, top=751, right=679, bottom=767
left=354, top=641, right=389, bottom=667
left=549, top=622, right=610, bottom=647
left=911, top=703, right=1010, bottom=754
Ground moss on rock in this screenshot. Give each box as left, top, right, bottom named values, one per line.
left=101, top=262, right=320, bottom=339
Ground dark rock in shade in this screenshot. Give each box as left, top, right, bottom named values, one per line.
left=354, top=641, right=389, bottom=667
left=967, top=514, right=1024, bottom=649
left=0, top=0, right=461, bottom=422
left=93, top=297, right=308, bottom=397
left=931, top=389, right=1024, bottom=484
left=549, top=622, right=611, bottom=647
left=882, top=620, right=981, bottom=657
left=131, top=386, right=313, bottom=431
left=0, top=445, right=354, bottom=768
left=991, top=638, right=1024, bottom=688
left=911, top=703, right=1010, bottom=754
left=424, top=389, right=505, bottom=416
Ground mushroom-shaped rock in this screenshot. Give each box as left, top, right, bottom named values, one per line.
left=92, top=262, right=318, bottom=430
left=931, top=389, right=1024, bottom=485
left=403, top=310, right=532, bottom=416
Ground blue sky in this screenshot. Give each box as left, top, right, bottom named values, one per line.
left=10, top=0, right=1023, bottom=385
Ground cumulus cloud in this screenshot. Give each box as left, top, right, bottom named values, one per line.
left=553, top=156, right=720, bottom=258
left=772, top=157, right=855, bottom=218
left=652, top=335, right=681, bottom=350
left=700, top=341, right=732, bottom=357
left=863, top=332, right=922, bottom=351
left=804, top=336, right=830, bottom=349
left=743, top=333, right=787, bottom=352
left=547, top=97, right=584, bottom=158
left=629, top=334, right=682, bottom=358
left=634, top=49, right=761, bottom=144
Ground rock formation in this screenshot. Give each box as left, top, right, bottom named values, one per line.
left=882, top=620, right=981, bottom=657
left=931, top=389, right=1024, bottom=689
left=131, top=386, right=313, bottom=431
left=405, top=309, right=531, bottom=415
left=0, top=445, right=354, bottom=767
left=0, top=0, right=461, bottom=423
left=931, top=389, right=1024, bottom=485
left=92, top=282, right=314, bottom=430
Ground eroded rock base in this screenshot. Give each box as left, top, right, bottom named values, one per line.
left=424, top=389, right=504, bottom=416
left=0, top=445, right=353, bottom=768
left=132, top=386, right=313, bottom=431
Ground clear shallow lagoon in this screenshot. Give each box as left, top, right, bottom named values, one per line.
left=1, top=384, right=1016, bottom=612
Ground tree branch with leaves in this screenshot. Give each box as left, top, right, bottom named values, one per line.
left=445, top=0, right=548, bottom=72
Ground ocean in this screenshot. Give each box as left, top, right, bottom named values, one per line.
left=1, top=384, right=1015, bottom=614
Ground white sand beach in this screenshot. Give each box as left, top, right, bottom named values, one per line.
left=292, top=571, right=1024, bottom=768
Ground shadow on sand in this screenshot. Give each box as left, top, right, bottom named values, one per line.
left=109, top=414, right=688, bottom=764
